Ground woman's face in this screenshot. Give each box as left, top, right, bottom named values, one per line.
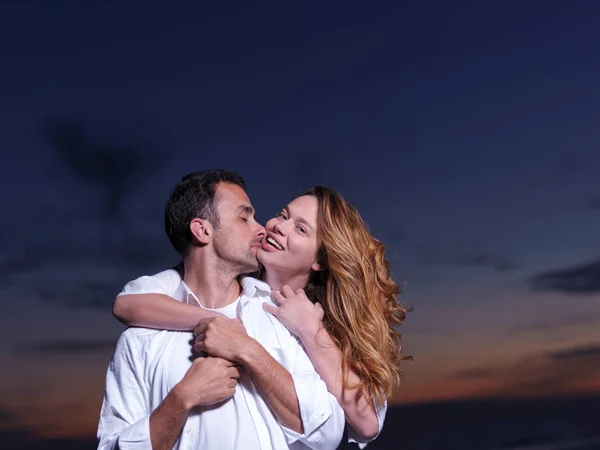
left=257, top=195, right=323, bottom=275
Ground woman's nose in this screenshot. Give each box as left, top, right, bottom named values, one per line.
left=271, top=221, right=286, bottom=236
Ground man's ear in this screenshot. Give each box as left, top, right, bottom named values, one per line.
left=190, top=218, right=212, bottom=245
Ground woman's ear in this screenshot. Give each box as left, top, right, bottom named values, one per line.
left=190, top=218, right=212, bottom=245
left=311, top=259, right=325, bottom=272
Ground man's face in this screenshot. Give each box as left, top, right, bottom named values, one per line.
left=211, top=182, right=265, bottom=274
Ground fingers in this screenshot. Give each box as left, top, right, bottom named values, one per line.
left=194, top=323, right=208, bottom=337
left=281, top=285, right=295, bottom=298
left=271, top=290, right=286, bottom=305
left=295, top=287, right=305, bottom=296
left=262, top=302, right=279, bottom=316
left=194, top=341, right=206, bottom=354
left=195, top=331, right=206, bottom=342
left=227, top=366, right=242, bottom=379
left=194, top=333, right=207, bottom=354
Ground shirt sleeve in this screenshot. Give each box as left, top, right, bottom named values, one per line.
left=116, top=267, right=182, bottom=298
left=97, top=332, right=153, bottom=450
left=347, top=396, right=388, bottom=448
left=279, top=337, right=345, bottom=450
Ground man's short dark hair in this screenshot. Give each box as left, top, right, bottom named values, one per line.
left=165, top=169, right=246, bottom=255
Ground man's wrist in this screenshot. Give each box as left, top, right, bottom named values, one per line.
left=171, top=382, right=195, bottom=412
left=237, top=337, right=263, bottom=367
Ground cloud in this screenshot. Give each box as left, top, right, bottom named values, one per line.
left=459, top=253, right=517, bottom=272
left=449, top=343, right=600, bottom=398
left=15, top=340, right=117, bottom=355
left=509, top=313, right=600, bottom=334
left=1, top=223, right=177, bottom=309
left=529, top=258, right=600, bottom=295
left=34, top=277, right=133, bottom=310
left=0, top=408, right=15, bottom=425
left=0, top=429, right=31, bottom=447
left=37, top=236, right=176, bottom=309
left=548, top=345, right=600, bottom=361
left=418, top=245, right=519, bottom=273
left=42, top=119, right=169, bottom=222
left=0, top=118, right=177, bottom=306
left=450, top=367, right=500, bottom=380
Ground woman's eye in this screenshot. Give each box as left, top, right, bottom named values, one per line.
left=297, top=226, right=306, bottom=234
left=279, top=212, right=288, bottom=220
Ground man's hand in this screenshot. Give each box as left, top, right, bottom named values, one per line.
left=193, top=316, right=255, bottom=363
left=175, top=357, right=242, bottom=409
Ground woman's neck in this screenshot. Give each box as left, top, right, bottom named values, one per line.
left=262, top=267, right=310, bottom=292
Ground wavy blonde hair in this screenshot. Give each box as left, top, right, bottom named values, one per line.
left=302, top=186, right=410, bottom=406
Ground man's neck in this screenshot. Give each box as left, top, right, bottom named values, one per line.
left=262, top=267, right=310, bottom=293
left=182, top=252, right=242, bottom=309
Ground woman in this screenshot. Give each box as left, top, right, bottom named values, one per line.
left=113, top=186, right=410, bottom=444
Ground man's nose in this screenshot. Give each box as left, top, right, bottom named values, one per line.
left=255, top=224, right=266, bottom=239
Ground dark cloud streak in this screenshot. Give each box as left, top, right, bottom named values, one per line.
left=43, top=119, right=169, bottom=222
left=509, top=313, right=600, bottom=334
left=529, top=258, right=600, bottom=295
left=449, top=343, right=600, bottom=398
left=548, top=345, right=600, bottom=361
left=418, top=245, right=519, bottom=273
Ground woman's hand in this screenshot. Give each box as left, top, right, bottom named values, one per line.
left=263, top=285, right=324, bottom=340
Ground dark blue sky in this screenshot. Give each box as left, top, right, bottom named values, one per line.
left=1, top=0, right=599, bottom=443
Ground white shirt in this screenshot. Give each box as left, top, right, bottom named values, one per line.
left=142, top=269, right=389, bottom=448
left=97, top=273, right=345, bottom=450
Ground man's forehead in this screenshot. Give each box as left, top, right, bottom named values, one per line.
left=215, top=182, right=252, bottom=208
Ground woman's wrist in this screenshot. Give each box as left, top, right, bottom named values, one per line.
left=297, top=318, right=325, bottom=345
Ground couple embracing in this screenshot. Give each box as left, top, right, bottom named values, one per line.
left=97, top=169, right=409, bottom=450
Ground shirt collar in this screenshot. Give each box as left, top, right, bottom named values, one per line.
left=177, top=277, right=269, bottom=307
left=178, top=281, right=200, bottom=306
left=239, top=276, right=271, bottom=300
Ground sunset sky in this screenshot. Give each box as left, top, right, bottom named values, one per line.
left=1, top=1, right=600, bottom=446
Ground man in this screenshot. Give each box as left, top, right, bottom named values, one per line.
left=97, top=170, right=344, bottom=450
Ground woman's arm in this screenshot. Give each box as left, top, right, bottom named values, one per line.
left=265, top=287, right=381, bottom=440
left=113, top=294, right=218, bottom=331
left=298, top=325, right=380, bottom=440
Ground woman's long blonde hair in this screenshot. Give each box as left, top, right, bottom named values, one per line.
left=302, top=186, right=410, bottom=406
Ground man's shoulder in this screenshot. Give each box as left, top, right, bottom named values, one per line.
left=115, top=327, right=186, bottom=363
left=117, top=327, right=165, bottom=348
left=150, top=263, right=184, bottom=286
left=119, top=265, right=183, bottom=297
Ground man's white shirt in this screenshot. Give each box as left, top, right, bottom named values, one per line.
left=97, top=271, right=345, bottom=450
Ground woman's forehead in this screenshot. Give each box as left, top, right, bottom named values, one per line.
left=285, top=195, right=318, bottom=228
